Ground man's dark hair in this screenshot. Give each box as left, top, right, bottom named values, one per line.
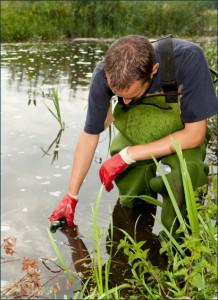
left=104, top=35, right=155, bottom=90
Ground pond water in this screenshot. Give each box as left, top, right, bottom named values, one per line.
left=1, top=38, right=217, bottom=298
left=1, top=41, right=119, bottom=297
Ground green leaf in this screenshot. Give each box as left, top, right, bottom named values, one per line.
left=190, top=272, right=205, bottom=289
left=47, top=228, right=74, bottom=282
left=172, top=142, right=200, bottom=237
left=156, top=218, right=185, bottom=257
left=153, top=156, right=188, bottom=234
left=174, top=268, right=188, bottom=277
left=120, top=194, right=163, bottom=207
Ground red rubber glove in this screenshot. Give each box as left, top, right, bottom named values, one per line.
left=99, top=153, right=129, bottom=192
left=49, top=194, right=78, bottom=226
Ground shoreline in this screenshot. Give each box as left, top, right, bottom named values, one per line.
left=1, top=36, right=217, bottom=47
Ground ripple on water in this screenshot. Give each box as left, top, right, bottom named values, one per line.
left=41, top=181, right=51, bottom=185
left=1, top=224, right=10, bottom=232
left=49, top=191, right=62, bottom=197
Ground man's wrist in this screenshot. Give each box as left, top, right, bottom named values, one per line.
left=67, top=192, right=79, bottom=200
left=119, top=147, right=136, bottom=164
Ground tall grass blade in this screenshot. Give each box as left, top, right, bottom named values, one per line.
left=198, top=214, right=217, bottom=249
left=211, top=167, right=217, bottom=204
left=107, top=124, right=112, bottom=158
left=97, top=283, right=130, bottom=299
left=120, top=194, right=163, bottom=207
left=92, top=185, right=104, bottom=294
left=153, top=157, right=188, bottom=235
left=156, top=219, right=185, bottom=257
left=44, top=88, right=65, bottom=129
left=47, top=228, right=74, bottom=282
left=172, top=142, right=200, bottom=237
left=104, top=208, right=113, bottom=295
left=44, top=102, right=60, bottom=123
left=40, top=129, right=63, bottom=156
left=51, top=88, right=62, bottom=124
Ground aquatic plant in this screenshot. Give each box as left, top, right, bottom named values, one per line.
left=43, top=88, right=65, bottom=130
left=88, top=186, right=129, bottom=299
left=41, top=128, right=64, bottom=163
left=41, top=88, right=65, bottom=163
left=47, top=186, right=129, bottom=299
left=47, top=229, right=74, bottom=283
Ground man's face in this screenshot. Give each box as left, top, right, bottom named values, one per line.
left=111, top=79, right=151, bottom=105
left=107, top=63, right=159, bottom=105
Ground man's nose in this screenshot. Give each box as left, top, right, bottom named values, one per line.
left=123, top=98, right=132, bottom=105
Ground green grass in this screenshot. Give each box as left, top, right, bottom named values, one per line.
left=1, top=1, right=216, bottom=42
left=88, top=185, right=129, bottom=299
left=116, top=143, right=217, bottom=298
left=48, top=142, right=217, bottom=299
left=47, top=228, right=75, bottom=283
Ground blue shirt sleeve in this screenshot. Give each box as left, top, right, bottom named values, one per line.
left=177, top=43, right=217, bottom=123
left=84, top=62, right=113, bottom=134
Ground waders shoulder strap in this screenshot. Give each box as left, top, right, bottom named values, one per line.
left=157, top=36, right=178, bottom=103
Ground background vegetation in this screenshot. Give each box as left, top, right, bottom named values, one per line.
left=1, top=1, right=217, bottom=42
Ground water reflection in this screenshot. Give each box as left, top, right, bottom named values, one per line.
left=1, top=42, right=110, bottom=97
left=1, top=41, right=118, bottom=292
left=41, top=128, right=65, bottom=163
left=61, top=199, right=167, bottom=295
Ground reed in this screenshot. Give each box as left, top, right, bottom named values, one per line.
left=90, top=185, right=129, bottom=299
left=47, top=229, right=74, bottom=283
left=41, top=88, right=65, bottom=163
left=43, top=88, right=65, bottom=130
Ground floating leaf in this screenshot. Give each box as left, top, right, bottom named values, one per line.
left=2, top=237, right=16, bottom=256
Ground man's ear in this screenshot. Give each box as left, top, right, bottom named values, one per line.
left=151, top=63, right=159, bottom=76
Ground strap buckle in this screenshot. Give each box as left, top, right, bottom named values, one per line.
left=162, top=82, right=178, bottom=103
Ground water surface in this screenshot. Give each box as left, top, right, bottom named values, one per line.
left=1, top=41, right=119, bottom=297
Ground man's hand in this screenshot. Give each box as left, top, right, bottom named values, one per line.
left=99, top=147, right=135, bottom=191
left=49, top=194, right=78, bottom=226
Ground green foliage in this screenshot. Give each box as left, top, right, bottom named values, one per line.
left=47, top=228, right=75, bottom=283
left=202, top=41, right=218, bottom=94
left=74, top=143, right=217, bottom=299
left=120, top=194, right=163, bottom=207
left=47, top=143, right=217, bottom=298
left=1, top=1, right=216, bottom=42
left=117, top=143, right=217, bottom=299
left=88, top=186, right=129, bottom=299
left=43, top=88, right=65, bottom=130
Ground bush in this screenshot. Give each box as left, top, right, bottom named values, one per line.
left=1, top=1, right=216, bottom=42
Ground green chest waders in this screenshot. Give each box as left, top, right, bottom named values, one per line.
left=110, top=96, right=209, bottom=234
